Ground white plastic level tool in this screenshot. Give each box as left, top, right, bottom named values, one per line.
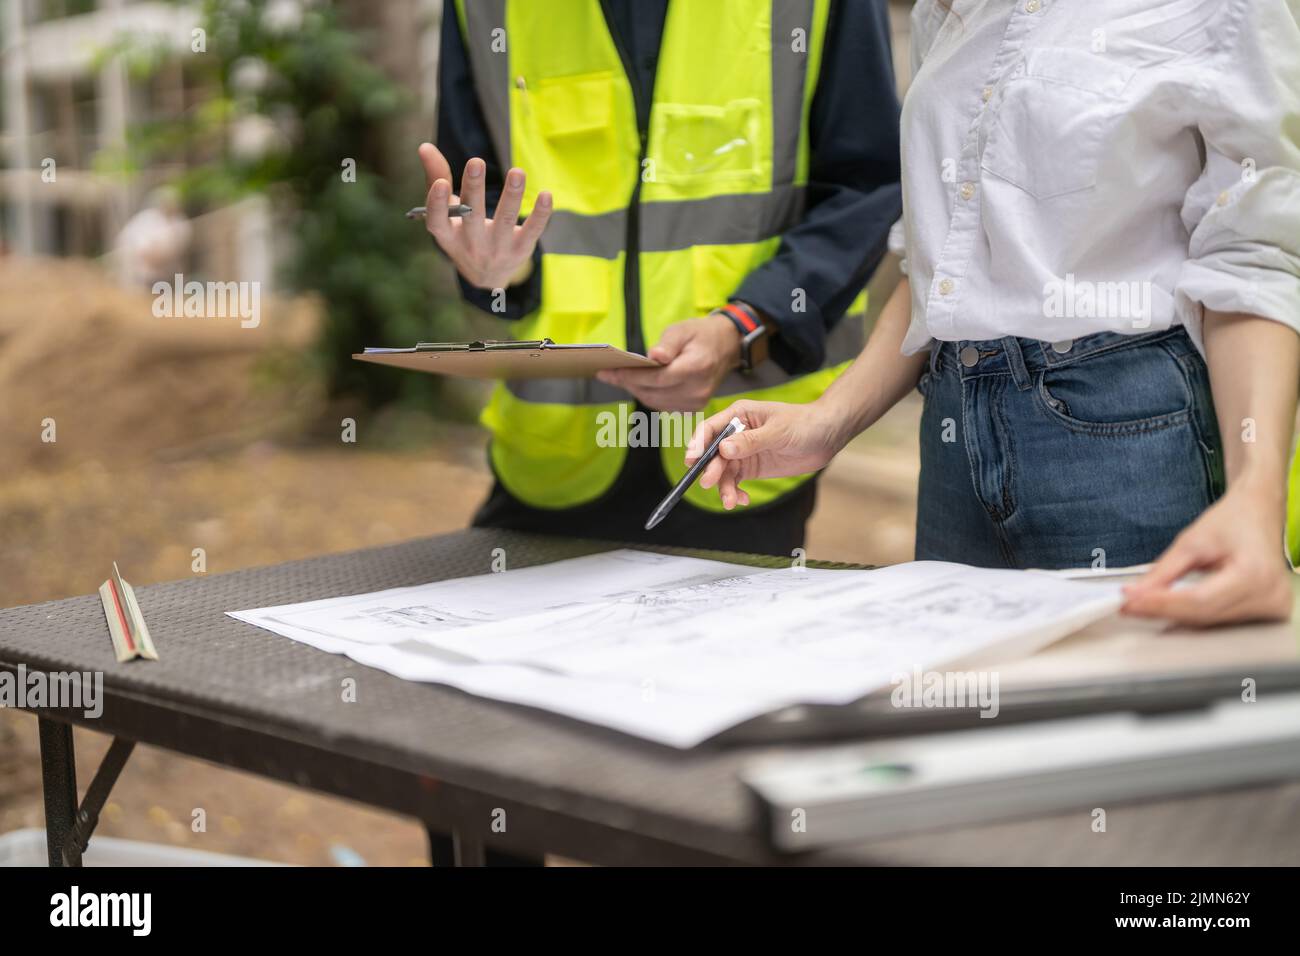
left=744, top=691, right=1300, bottom=851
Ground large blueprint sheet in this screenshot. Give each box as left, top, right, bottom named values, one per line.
left=230, top=551, right=1123, bottom=747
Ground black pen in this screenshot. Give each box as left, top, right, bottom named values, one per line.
left=645, top=417, right=746, bottom=531
left=405, top=204, right=474, bottom=219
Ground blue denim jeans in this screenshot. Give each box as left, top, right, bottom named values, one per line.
left=914, top=327, right=1224, bottom=569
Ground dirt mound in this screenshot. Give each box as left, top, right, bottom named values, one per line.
left=0, top=257, right=321, bottom=479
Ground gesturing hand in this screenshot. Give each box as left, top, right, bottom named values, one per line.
left=418, top=142, right=553, bottom=290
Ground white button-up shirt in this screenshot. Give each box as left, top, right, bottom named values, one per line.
left=890, top=0, right=1300, bottom=355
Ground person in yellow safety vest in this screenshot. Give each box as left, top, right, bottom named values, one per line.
left=422, top=0, right=902, bottom=556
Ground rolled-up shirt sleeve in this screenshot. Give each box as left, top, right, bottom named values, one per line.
left=1175, top=0, right=1300, bottom=339
left=888, top=218, right=908, bottom=276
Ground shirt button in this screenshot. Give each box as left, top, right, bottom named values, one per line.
left=960, top=182, right=976, bottom=200
left=960, top=346, right=980, bottom=368
left=515, top=75, right=527, bottom=90
left=982, top=86, right=993, bottom=102
left=1216, top=190, right=1231, bottom=206
left=1025, top=0, right=1041, bottom=12
left=938, top=278, right=955, bottom=296
left=1051, top=339, right=1074, bottom=354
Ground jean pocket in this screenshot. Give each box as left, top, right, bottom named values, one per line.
left=1034, top=340, right=1194, bottom=435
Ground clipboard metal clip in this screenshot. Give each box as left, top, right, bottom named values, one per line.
left=413, top=338, right=555, bottom=352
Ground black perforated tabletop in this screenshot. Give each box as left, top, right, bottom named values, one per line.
left=2, top=529, right=1297, bottom=866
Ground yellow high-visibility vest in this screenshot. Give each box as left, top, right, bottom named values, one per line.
left=1288, top=446, right=1300, bottom=566
left=454, top=0, right=862, bottom=510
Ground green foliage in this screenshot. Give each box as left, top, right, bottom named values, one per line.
left=120, top=0, right=463, bottom=405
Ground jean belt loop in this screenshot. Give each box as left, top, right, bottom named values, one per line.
left=929, top=343, right=942, bottom=376
left=1002, top=336, right=1032, bottom=391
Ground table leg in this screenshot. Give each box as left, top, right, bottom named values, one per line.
left=425, top=824, right=543, bottom=867
left=37, top=717, right=81, bottom=867
left=426, top=826, right=456, bottom=867
left=483, top=846, right=544, bottom=867
left=453, top=833, right=487, bottom=867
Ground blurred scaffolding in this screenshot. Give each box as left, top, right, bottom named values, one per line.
left=0, top=0, right=443, bottom=295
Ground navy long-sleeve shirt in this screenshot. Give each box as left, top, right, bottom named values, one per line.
left=435, top=0, right=902, bottom=375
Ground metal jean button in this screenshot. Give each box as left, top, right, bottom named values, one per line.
left=1051, top=339, right=1074, bottom=354
left=959, top=346, right=980, bottom=368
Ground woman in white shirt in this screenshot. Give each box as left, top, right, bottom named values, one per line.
left=689, top=0, right=1300, bottom=625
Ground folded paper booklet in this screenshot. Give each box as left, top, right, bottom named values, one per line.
left=98, top=563, right=158, bottom=663
left=353, top=338, right=660, bottom=379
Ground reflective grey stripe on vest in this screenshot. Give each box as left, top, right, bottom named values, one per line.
left=544, top=188, right=807, bottom=258
left=505, top=376, right=629, bottom=405
left=462, top=0, right=817, bottom=259
left=641, top=185, right=807, bottom=254
left=772, top=0, right=815, bottom=186
left=543, top=209, right=625, bottom=259
left=505, top=310, right=864, bottom=405
left=461, top=0, right=511, bottom=167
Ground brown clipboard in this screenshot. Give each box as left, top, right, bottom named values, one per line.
left=352, top=338, right=660, bottom=380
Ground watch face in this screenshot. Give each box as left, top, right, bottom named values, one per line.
left=741, top=325, right=767, bottom=371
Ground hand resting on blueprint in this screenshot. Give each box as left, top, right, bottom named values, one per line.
left=418, top=142, right=552, bottom=290
left=690, top=396, right=1295, bottom=628
left=1122, top=486, right=1294, bottom=627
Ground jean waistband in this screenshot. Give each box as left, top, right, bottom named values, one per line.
left=929, top=326, right=1192, bottom=390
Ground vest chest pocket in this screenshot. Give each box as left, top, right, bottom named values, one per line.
left=526, top=70, right=629, bottom=215
left=980, top=49, right=1135, bottom=201
left=536, top=70, right=616, bottom=140
left=648, top=99, right=762, bottom=188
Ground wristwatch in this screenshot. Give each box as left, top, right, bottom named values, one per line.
left=715, top=300, right=772, bottom=372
